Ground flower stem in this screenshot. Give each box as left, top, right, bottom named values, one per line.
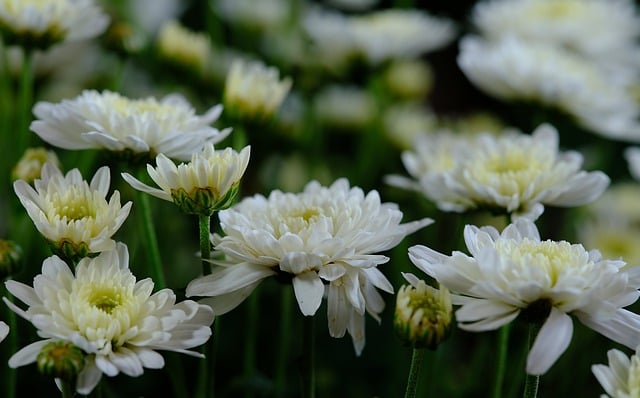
left=3, top=285, right=17, bottom=398
left=199, top=215, right=212, bottom=275
left=60, top=380, right=74, bottom=398
left=196, top=214, right=215, bottom=398
left=17, top=49, right=34, bottom=158
left=136, top=187, right=166, bottom=289
left=301, top=315, right=316, bottom=398
left=275, top=288, right=293, bottom=398
left=523, top=322, right=542, bottom=398
left=244, top=291, right=259, bottom=398
left=404, top=347, right=426, bottom=398
left=492, top=323, right=511, bottom=398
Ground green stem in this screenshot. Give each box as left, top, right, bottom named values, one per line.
left=492, top=323, right=511, bottom=398
left=136, top=185, right=166, bottom=289
left=61, top=380, right=74, bottom=398
left=243, top=292, right=259, bottom=398
left=17, top=49, right=34, bottom=158
left=301, top=315, right=316, bottom=398
left=275, top=288, right=293, bottom=398
left=522, top=323, right=542, bottom=398
left=199, top=215, right=212, bottom=275
left=404, top=348, right=426, bottom=398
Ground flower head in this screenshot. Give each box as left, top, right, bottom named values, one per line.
left=409, top=218, right=640, bottom=375
left=157, top=20, right=211, bottom=76
left=186, top=178, right=432, bottom=355
left=11, top=147, right=61, bottom=183
left=13, top=162, right=132, bottom=261
left=37, top=341, right=86, bottom=383
left=30, top=90, right=231, bottom=162
left=0, top=239, right=23, bottom=280
left=0, top=0, right=109, bottom=50
left=4, top=243, right=214, bottom=395
left=224, top=59, right=292, bottom=123
left=394, top=273, right=452, bottom=349
left=592, top=347, right=640, bottom=398
left=122, top=144, right=251, bottom=215
left=387, top=124, right=609, bottom=220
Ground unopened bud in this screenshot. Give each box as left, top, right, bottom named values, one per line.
left=37, top=341, right=86, bottom=382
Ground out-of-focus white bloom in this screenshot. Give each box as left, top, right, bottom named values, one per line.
left=0, top=321, right=8, bottom=343
left=471, top=0, right=640, bottom=78
left=30, top=90, right=230, bottom=161
left=122, top=144, right=250, bottom=215
left=13, top=163, right=132, bottom=260
left=625, top=147, right=640, bottom=180
left=409, top=218, right=640, bottom=375
left=351, top=9, right=456, bottom=65
left=382, top=102, right=438, bottom=149
left=458, top=36, right=640, bottom=141
left=4, top=244, right=214, bottom=395
left=213, top=0, right=289, bottom=31
left=0, top=0, right=109, bottom=49
left=592, top=347, right=640, bottom=398
left=387, top=124, right=609, bottom=220
left=186, top=178, right=432, bottom=355
left=383, top=59, right=434, bottom=100
left=224, top=59, right=292, bottom=123
left=157, top=20, right=211, bottom=75
left=313, top=85, right=377, bottom=131
left=11, top=147, right=60, bottom=183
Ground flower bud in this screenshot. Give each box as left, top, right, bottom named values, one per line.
left=37, top=341, right=86, bottom=382
left=0, top=240, right=22, bottom=280
left=394, top=280, right=452, bottom=349
left=171, top=184, right=240, bottom=216
left=12, top=148, right=60, bottom=184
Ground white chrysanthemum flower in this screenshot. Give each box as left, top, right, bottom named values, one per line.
left=0, top=0, right=109, bottom=49
left=186, top=178, right=432, bottom=355
left=13, top=162, right=132, bottom=260
left=409, top=219, right=640, bottom=375
left=351, top=9, right=456, bottom=65
left=313, top=85, right=377, bottom=131
left=458, top=36, right=640, bottom=141
left=471, top=0, right=640, bottom=77
left=625, top=147, right=640, bottom=181
left=157, top=20, right=211, bottom=75
left=382, top=103, right=438, bottom=149
left=122, top=144, right=250, bottom=215
left=593, top=348, right=640, bottom=398
left=387, top=124, right=609, bottom=220
left=0, top=320, right=8, bottom=342
left=30, top=90, right=231, bottom=161
left=224, top=59, right=292, bottom=123
left=11, top=147, right=61, bottom=183
left=3, top=244, right=214, bottom=395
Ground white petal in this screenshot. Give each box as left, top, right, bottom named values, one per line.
left=526, top=309, right=573, bottom=375
left=121, top=172, right=172, bottom=201
left=198, top=281, right=262, bottom=315
left=0, top=321, right=8, bottom=342
left=9, top=340, right=51, bottom=368
left=576, top=309, right=640, bottom=349
left=76, top=358, right=103, bottom=396
left=186, top=263, right=275, bottom=297
left=292, top=272, right=325, bottom=316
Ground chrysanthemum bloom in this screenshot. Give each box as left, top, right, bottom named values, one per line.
left=387, top=124, right=609, bottom=220
left=4, top=244, right=214, bottom=395
left=351, top=9, right=456, bottom=65
left=382, top=102, right=438, bottom=150
left=592, top=347, right=640, bottom=398
left=394, top=273, right=452, bottom=349
left=157, top=20, right=211, bottom=76
left=121, top=144, right=251, bottom=216
left=13, top=162, right=132, bottom=261
left=625, top=147, right=640, bottom=181
left=0, top=321, right=8, bottom=343
left=0, top=0, right=109, bottom=50
left=409, top=218, right=640, bottom=375
left=312, top=84, right=377, bottom=132
left=383, top=59, right=434, bottom=101
left=11, top=147, right=61, bottom=183
left=187, top=178, right=432, bottom=354
left=458, top=36, right=640, bottom=141
left=471, top=0, right=640, bottom=77
left=223, top=59, right=292, bottom=123
left=30, top=90, right=231, bottom=162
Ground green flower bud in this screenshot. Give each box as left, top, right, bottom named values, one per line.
left=394, top=280, right=453, bottom=349
left=171, top=183, right=240, bottom=216
left=0, top=240, right=23, bottom=280
left=37, top=341, right=86, bottom=382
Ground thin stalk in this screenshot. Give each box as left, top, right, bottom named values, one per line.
left=275, top=288, right=293, bottom=398
left=3, top=286, right=17, bottom=398
left=301, top=315, right=316, bottom=398
left=61, top=380, right=74, bottom=398
left=523, top=323, right=542, bottom=398
left=243, top=292, right=259, bottom=398
left=199, top=215, right=212, bottom=275
left=404, top=348, right=426, bottom=398
left=492, top=323, right=511, bottom=398
left=135, top=168, right=166, bottom=289
left=196, top=214, right=215, bottom=398
left=17, top=49, right=34, bottom=158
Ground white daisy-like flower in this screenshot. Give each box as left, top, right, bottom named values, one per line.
left=3, top=243, right=214, bottom=395
left=11, top=147, right=61, bottom=183
left=458, top=36, right=640, bottom=141
left=30, top=90, right=231, bottom=161
left=351, top=9, right=456, bottom=65
left=471, top=0, right=640, bottom=78
left=382, top=102, right=438, bottom=150
left=224, top=59, right=292, bottom=123
left=592, top=347, right=640, bottom=398
left=13, top=162, right=132, bottom=260
left=409, top=218, right=640, bottom=375
left=0, top=320, right=8, bottom=342
left=156, top=20, right=211, bottom=75
left=0, top=0, right=109, bottom=49
left=121, top=143, right=251, bottom=215
left=312, top=84, right=377, bottom=131
left=186, top=178, right=432, bottom=355
left=387, top=123, right=609, bottom=220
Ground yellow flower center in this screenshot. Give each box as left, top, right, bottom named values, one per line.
left=276, top=206, right=324, bottom=236
left=531, top=1, right=580, bottom=20
left=52, top=193, right=95, bottom=221
left=88, top=288, right=123, bottom=314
